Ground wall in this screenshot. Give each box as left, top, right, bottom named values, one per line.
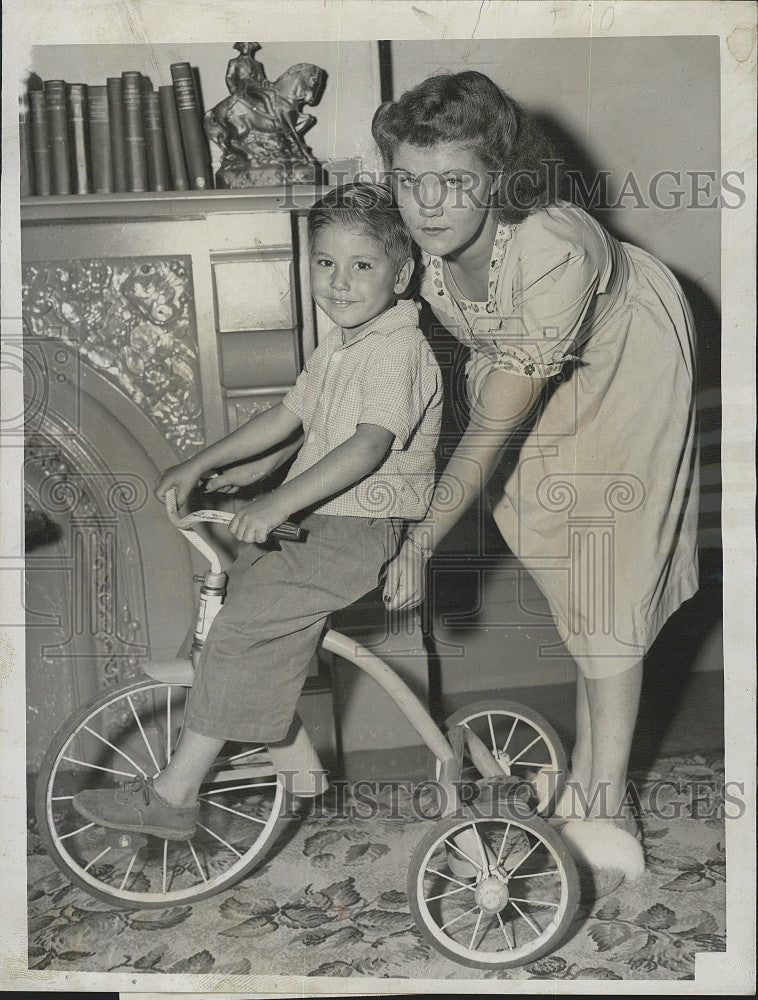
left=390, top=36, right=721, bottom=309
left=27, top=41, right=383, bottom=177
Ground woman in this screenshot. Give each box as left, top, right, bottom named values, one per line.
left=373, top=70, right=699, bottom=882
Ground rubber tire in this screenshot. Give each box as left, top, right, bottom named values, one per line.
left=407, top=806, right=580, bottom=969
left=34, top=677, right=293, bottom=908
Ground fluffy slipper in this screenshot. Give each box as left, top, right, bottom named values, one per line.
left=561, top=819, right=645, bottom=881
left=577, top=864, right=625, bottom=902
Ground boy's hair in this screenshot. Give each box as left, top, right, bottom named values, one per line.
left=308, top=182, right=417, bottom=274
left=371, top=71, right=555, bottom=224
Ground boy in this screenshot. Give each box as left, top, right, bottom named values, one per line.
left=73, top=183, right=442, bottom=839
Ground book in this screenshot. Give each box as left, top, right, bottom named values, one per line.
left=87, top=85, right=112, bottom=194
left=158, top=85, right=189, bottom=191
left=106, top=77, right=128, bottom=192
left=19, top=93, right=34, bottom=196
left=44, top=79, right=71, bottom=195
left=170, top=62, right=212, bottom=190
left=67, top=84, right=91, bottom=194
left=121, top=70, right=148, bottom=192
left=29, top=90, right=52, bottom=196
left=142, top=89, right=170, bottom=191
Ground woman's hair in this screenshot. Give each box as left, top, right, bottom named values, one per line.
left=371, top=71, right=555, bottom=223
left=308, top=182, right=417, bottom=273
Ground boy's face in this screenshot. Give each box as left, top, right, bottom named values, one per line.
left=310, top=223, right=412, bottom=338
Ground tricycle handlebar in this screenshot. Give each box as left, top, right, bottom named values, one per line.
left=164, top=487, right=306, bottom=541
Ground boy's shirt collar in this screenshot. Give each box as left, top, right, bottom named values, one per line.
left=334, top=298, right=420, bottom=348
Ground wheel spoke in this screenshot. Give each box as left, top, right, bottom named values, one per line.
left=83, top=846, right=111, bottom=872
left=82, top=725, right=148, bottom=777
left=196, top=822, right=243, bottom=858
left=445, top=836, right=483, bottom=873
left=162, top=839, right=168, bottom=894
left=507, top=734, right=543, bottom=767
left=127, top=695, right=161, bottom=776
left=58, top=821, right=95, bottom=841
left=468, top=909, right=484, bottom=950
left=199, top=781, right=278, bottom=795
left=440, top=901, right=480, bottom=933
left=424, top=882, right=474, bottom=903
left=471, top=822, right=490, bottom=871
left=509, top=896, right=560, bottom=908
left=509, top=899, right=543, bottom=937
left=495, top=820, right=512, bottom=868
left=499, top=716, right=519, bottom=757
left=198, top=797, right=269, bottom=824
left=496, top=910, right=515, bottom=950
left=187, top=838, right=208, bottom=882
left=61, top=755, right=136, bottom=779
left=487, top=714, right=498, bottom=756
left=119, top=851, right=139, bottom=891
left=503, top=838, right=541, bottom=879
left=510, top=869, right=558, bottom=880
left=426, top=867, right=477, bottom=890
left=223, top=746, right=267, bottom=762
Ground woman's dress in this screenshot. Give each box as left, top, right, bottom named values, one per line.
left=420, top=203, right=699, bottom=677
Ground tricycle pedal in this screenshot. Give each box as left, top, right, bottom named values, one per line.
left=100, top=828, right=149, bottom=851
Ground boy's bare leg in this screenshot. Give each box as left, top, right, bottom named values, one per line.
left=152, top=728, right=225, bottom=808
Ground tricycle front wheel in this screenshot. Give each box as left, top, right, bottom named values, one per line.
left=407, top=801, right=579, bottom=969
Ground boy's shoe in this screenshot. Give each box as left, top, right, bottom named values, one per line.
left=73, top=775, right=199, bottom=840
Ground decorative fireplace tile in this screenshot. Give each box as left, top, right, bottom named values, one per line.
left=22, top=258, right=205, bottom=455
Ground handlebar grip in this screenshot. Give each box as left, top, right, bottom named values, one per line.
left=271, top=521, right=306, bottom=542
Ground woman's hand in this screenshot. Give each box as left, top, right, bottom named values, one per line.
left=382, top=541, right=429, bottom=612
left=204, top=455, right=279, bottom=494
left=154, top=461, right=205, bottom=508
left=228, top=493, right=291, bottom=544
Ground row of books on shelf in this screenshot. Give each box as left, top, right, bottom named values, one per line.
left=20, top=63, right=215, bottom=197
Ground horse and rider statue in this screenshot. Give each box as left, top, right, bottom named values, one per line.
left=204, top=42, right=327, bottom=187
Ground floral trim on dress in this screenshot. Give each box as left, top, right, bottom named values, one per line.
left=424, top=219, right=569, bottom=378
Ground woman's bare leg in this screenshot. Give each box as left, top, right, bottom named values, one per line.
left=554, top=672, right=593, bottom=819
left=585, top=660, right=643, bottom=824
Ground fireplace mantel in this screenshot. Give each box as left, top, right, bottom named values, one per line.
left=21, top=187, right=326, bottom=224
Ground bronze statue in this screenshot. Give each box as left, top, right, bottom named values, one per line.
left=205, top=42, right=327, bottom=187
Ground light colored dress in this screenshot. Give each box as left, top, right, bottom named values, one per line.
left=420, top=202, right=700, bottom=678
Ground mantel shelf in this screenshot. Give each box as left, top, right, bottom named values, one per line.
left=20, top=186, right=330, bottom=224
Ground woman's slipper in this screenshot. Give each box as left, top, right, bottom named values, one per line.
left=561, top=819, right=645, bottom=882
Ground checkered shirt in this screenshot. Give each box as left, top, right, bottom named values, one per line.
left=282, top=299, right=442, bottom=518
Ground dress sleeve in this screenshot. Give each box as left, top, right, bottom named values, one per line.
left=488, top=245, right=600, bottom=378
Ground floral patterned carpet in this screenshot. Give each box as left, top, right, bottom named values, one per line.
left=27, top=750, right=726, bottom=985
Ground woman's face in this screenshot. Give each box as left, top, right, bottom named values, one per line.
left=389, top=141, right=500, bottom=260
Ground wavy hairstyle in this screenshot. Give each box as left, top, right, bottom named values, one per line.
left=372, top=71, right=556, bottom=224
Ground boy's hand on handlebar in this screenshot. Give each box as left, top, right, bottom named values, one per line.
left=204, top=455, right=278, bottom=494
left=382, top=542, right=427, bottom=613
left=154, top=461, right=205, bottom=508
left=228, top=494, right=291, bottom=544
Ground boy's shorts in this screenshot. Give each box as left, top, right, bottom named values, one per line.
left=184, top=512, right=402, bottom=743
